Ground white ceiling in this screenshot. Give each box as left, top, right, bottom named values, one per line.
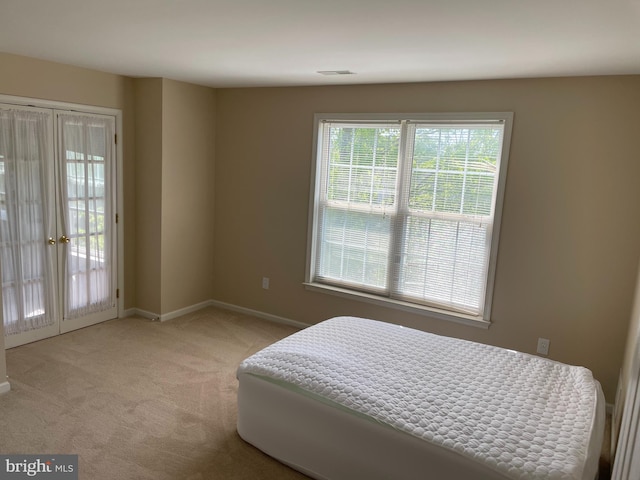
left=1, top=0, right=639, bottom=88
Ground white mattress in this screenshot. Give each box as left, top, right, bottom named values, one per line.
left=237, top=316, right=605, bottom=480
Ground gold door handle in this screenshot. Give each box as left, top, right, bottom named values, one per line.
left=59, top=235, right=71, bottom=244
left=47, top=237, right=56, bottom=245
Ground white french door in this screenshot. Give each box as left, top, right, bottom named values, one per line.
left=0, top=105, right=58, bottom=347
left=0, top=104, right=118, bottom=348
left=56, top=112, right=117, bottom=333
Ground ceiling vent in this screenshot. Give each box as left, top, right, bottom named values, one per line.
left=317, top=70, right=356, bottom=76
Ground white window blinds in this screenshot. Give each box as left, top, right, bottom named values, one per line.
left=308, top=114, right=512, bottom=321
left=316, top=123, right=400, bottom=293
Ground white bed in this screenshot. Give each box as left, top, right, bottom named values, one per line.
left=236, top=316, right=605, bottom=480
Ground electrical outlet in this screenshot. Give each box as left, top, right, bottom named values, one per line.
left=537, top=338, right=550, bottom=356
left=262, top=277, right=270, bottom=290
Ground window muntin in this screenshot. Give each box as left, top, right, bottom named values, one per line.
left=308, top=114, right=512, bottom=322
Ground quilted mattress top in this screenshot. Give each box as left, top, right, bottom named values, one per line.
left=237, top=316, right=600, bottom=480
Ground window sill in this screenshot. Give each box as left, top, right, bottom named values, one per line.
left=303, top=282, right=491, bottom=330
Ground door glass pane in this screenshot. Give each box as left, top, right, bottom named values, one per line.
left=59, top=114, right=114, bottom=320
left=0, top=108, right=55, bottom=335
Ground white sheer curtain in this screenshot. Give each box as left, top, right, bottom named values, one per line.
left=0, top=107, right=56, bottom=335
left=58, top=114, right=115, bottom=320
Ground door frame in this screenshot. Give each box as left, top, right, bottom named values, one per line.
left=0, top=94, right=124, bottom=333
left=612, top=333, right=640, bottom=479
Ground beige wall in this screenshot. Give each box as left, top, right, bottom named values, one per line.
left=213, top=76, right=640, bottom=401
left=134, top=78, right=163, bottom=314
left=134, top=78, right=216, bottom=316
left=161, top=79, right=215, bottom=314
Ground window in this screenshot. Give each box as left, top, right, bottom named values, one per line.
left=305, top=113, right=513, bottom=326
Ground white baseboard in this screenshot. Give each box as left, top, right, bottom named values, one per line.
left=121, top=307, right=138, bottom=318
left=208, top=300, right=309, bottom=329
left=123, top=308, right=160, bottom=321
left=121, top=300, right=309, bottom=330
left=158, top=301, right=213, bottom=322
left=122, top=302, right=212, bottom=323
left=0, top=380, right=10, bottom=395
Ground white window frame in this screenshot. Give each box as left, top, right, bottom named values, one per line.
left=304, top=112, right=513, bottom=328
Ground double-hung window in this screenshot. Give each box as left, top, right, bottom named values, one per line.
left=305, top=113, right=513, bottom=326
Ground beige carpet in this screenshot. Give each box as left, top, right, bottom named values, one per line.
left=0, top=307, right=309, bottom=479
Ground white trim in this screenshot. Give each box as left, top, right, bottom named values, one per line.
left=122, top=300, right=308, bottom=329
left=116, top=113, right=124, bottom=316
left=311, top=112, right=511, bottom=123
left=158, top=301, right=213, bottom=322
left=0, top=380, right=10, bottom=395
left=120, top=307, right=139, bottom=318
left=208, top=300, right=309, bottom=330
left=0, top=94, right=120, bottom=117
left=484, top=112, right=513, bottom=320
left=612, top=366, right=640, bottom=479
left=612, top=326, right=640, bottom=479
left=126, top=308, right=160, bottom=321
left=303, top=282, right=490, bottom=329
left=305, top=116, right=321, bottom=286
left=122, top=298, right=490, bottom=333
